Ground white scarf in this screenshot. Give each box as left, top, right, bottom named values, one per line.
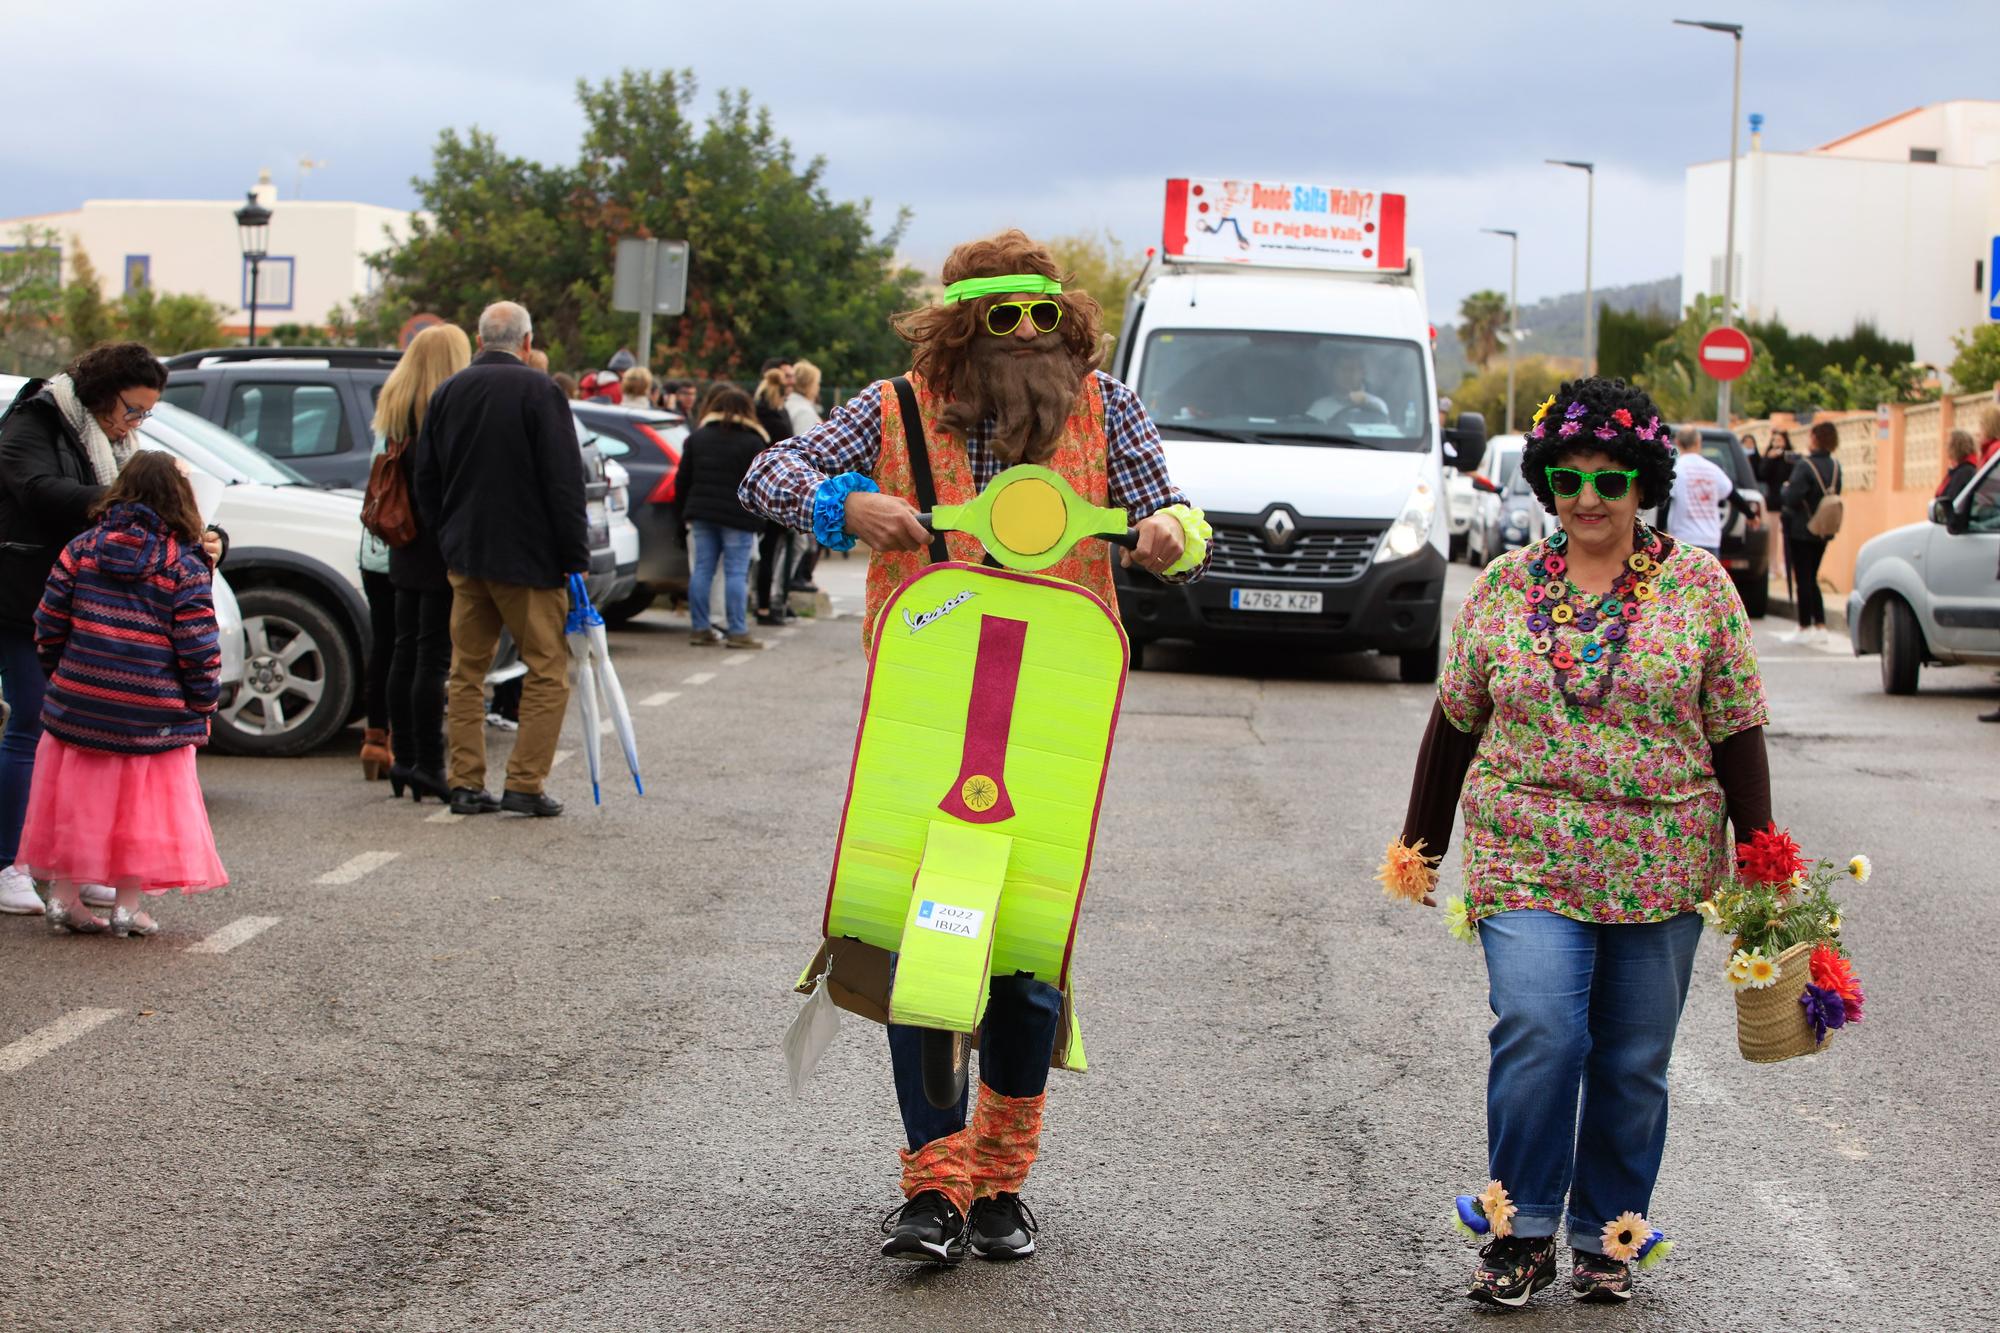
left=45, top=372, right=133, bottom=485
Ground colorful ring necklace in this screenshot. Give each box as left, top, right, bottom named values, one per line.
left=1523, top=524, right=1675, bottom=708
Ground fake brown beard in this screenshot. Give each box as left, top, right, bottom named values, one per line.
left=938, top=331, right=1081, bottom=465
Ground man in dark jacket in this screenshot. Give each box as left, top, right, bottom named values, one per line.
left=412, top=302, right=588, bottom=817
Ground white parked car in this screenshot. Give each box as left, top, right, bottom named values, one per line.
left=1444, top=469, right=1476, bottom=560
left=1465, top=435, right=1527, bottom=566
left=1846, top=452, right=2000, bottom=693
left=604, top=457, right=640, bottom=609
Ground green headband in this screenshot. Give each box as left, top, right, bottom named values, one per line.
left=940, top=273, right=1064, bottom=304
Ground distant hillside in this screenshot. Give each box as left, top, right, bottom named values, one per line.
left=1436, top=276, right=1681, bottom=389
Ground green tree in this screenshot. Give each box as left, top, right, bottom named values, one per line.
left=116, top=286, right=226, bottom=356
left=1947, top=324, right=2000, bottom=394
left=374, top=70, right=921, bottom=386
left=0, top=224, right=65, bottom=375
left=59, top=247, right=117, bottom=354
left=1596, top=305, right=1675, bottom=382
left=1045, top=229, right=1145, bottom=356
left=1449, top=355, right=1568, bottom=439
left=1457, top=289, right=1508, bottom=370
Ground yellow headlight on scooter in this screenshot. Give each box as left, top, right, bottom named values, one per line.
left=988, top=476, right=1067, bottom=557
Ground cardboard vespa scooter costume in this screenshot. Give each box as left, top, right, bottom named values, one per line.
left=789, top=461, right=1207, bottom=1259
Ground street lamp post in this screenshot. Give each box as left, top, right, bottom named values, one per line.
left=1482, top=228, right=1520, bottom=433
left=1545, top=161, right=1595, bottom=375
left=1675, top=18, right=1745, bottom=426
left=234, top=190, right=273, bottom=348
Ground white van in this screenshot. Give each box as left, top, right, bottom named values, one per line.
left=1111, top=178, right=1486, bottom=679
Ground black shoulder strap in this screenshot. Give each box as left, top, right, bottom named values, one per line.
left=891, top=376, right=949, bottom=565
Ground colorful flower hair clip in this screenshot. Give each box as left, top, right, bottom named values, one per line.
left=1530, top=394, right=1557, bottom=426
left=1593, top=424, right=1620, bottom=441
left=1611, top=408, right=1634, bottom=428
left=1558, top=420, right=1582, bottom=438
left=1528, top=422, right=1546, bottom=439
left=1564, top=401, right=1589, bottom=420
left=1634, top=415, right=1661, bottom=442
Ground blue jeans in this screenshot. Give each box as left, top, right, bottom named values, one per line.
left=687, top=522, right=755, bottom=636
left=888, top=973, right=1063, bottom=1151
left=1479, top=909, right=1702, bottom=1250
left=0, top=628, right=47, bottom=863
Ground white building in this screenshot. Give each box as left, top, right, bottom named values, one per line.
left=1681, top=99, right=2000, bottom=375
left=0, top=173, right=415, bottom=335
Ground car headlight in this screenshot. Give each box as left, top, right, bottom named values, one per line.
left=1375, top=482, right=1437, bottom=562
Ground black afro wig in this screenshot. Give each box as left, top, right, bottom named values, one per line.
left=1519, top=376, right=1676, bottom=513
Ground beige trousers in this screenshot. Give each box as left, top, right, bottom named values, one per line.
left=445, top=573, right=572, bottom=795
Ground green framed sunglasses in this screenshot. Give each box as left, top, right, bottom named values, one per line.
left=1546, top=466, right=1640, bottom=501
left=984, top=299, right=1063, bottom=337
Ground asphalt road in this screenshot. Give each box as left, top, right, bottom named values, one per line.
left=2, top=556, right=1995, bottom=1332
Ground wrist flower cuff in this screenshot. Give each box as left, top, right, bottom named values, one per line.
left=1158, top=503, right=1211, bottom=577
left=812, top=473, right=879, bottom=551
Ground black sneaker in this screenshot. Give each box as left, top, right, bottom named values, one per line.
left=500, top=789, right=564, bottom=817
left=1570, top=1249, right=1633, bottom=1303
left=755, top=609, right=785, bottom=627
left=448, top=787, right=500, bottom=815
left=879, top=1190, right=965, bottom=1264
left=966, top=1193, right=1037, bottom=1261
left=1468, top=1234, right=1557, bottom=1309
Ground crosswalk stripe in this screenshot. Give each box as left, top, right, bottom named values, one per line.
left=186, top=916, right=280, bottom=955
left=0, top=1009, right=120, bottom=1073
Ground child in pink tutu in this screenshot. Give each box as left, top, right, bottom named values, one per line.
left=18, top=451, right=227, bottom=936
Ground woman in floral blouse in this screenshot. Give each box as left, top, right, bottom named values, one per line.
left=1389, top=377, right=1773, bottom=1309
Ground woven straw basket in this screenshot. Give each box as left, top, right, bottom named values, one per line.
left=1735, top=940, right=1826, bottom=1063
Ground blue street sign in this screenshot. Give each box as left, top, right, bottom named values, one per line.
left=1991, top=236, right=2000, bottom=319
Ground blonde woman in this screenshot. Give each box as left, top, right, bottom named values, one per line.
left=753, top=365, right=799, bottom=624
left=621, top=366, right=654, bottom=411
left=371, top=324, right=473, bottom=803
left=784, top=360, right=827, bottom=593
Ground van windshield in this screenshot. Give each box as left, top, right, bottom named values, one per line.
left=1136, top=330, right=1430, bottom=451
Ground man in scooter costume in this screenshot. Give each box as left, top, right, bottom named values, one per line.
left=741, top=229, right=1209, bottom=1264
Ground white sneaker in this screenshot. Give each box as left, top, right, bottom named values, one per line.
left=1777, top=628, right=1808, bottom=645
left=81, top=883, right=115, bottom=908
left=0, top=864, right=44, bottom=915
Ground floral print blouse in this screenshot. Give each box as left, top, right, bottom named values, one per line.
left=1438, top=537, right=1769, bottom=924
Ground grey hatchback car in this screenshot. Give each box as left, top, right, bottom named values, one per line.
left=160, top=347, right=619, bottom=604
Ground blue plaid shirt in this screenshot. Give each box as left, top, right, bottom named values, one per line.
left=739, top=372, right=1202, bottom=578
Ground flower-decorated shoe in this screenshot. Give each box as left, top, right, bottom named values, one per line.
left=1469, top=1235, right=1556, bottom=1308
left=1571, top=1249, right=1632, bottom=1302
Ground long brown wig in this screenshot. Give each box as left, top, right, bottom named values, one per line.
left=892, top=229, right=1104, bottom=406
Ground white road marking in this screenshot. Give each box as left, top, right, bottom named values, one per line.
left=722, top=655, right=752, bottom=668
left=551, top=749, right=573, bottom=770
left=683, top=672, right=717, bottom=686
left=1750, top=1182, right=1857, bottom=1291
left=186, top=915, right=280, bottom=955
left=425, top=809, right=463, bottom=825
left=0, top=1008, right=120, bottom=1073
left=314, top=850, right=400, bottom=885
left=1755, top=656, right=1861, bottom=665
left=778, top=627, right=799, bottom=638
left=641, top=691, right=680, bottom=707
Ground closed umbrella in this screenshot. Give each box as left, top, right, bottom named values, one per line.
left=565, top=574, right=606, bottom=805
left=590, top=614, right=644, bottom=796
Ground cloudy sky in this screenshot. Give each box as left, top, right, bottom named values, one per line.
left=4, top=0, right=1994, bottom=326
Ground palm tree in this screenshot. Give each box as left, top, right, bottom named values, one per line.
left=1458, top=289, right=1509, bottom=370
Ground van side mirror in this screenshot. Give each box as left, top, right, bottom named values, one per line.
left=1445, top=412, right=1487, bottom=473
left=1930, top=498, right=1952, bottom=527
left=1472, top=475, right=1500, bottom=495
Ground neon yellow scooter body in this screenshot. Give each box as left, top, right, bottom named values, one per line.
left=823, top=562, right=1128, bottom=994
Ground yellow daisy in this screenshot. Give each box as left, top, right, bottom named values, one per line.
left=1742, top=950, right=1780, bottom=990
left=1444, top=895, right=1477, bottom=943
left=1601, top=1212, right=1650, bottom=1262
left=1847, top=855, right=1872, bottom=884
left=1476, top=1180, right=1517, bottom=1239
left=1695, top=900, right=1721, bottom=930
left=1726, top=949, right=1755, bottom=985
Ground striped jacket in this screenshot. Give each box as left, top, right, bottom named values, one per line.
left=35, top=502, right=220, bottom=754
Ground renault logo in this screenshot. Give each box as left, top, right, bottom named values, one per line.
left=1262, top=507, right=1298, bottom=550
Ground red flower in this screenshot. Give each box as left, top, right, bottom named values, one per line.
left=1810, top=945, right=1864, bottom=1023
left=1736, top=824, right=1807, bottom=886
left=1611, top=408, right=1634, bottom=428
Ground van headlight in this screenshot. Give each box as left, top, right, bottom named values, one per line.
left=1375, top=482, right=1437, bottom=562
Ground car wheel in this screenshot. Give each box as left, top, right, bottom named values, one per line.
left=211, top=586, right=356, bottom=757
left=1128, top=639, right=1147, bottom=672
left=1448, top=533, right=1467, bottom=561
left=600, top=588, right=656, bottom=628
left=1880, top=597, right=1921, bottom=696
left=1737, top=574, right=1769, bottom=620
left=1398, top=631, right=1441, bottom=684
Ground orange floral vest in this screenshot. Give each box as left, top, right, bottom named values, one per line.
left=864, top=372, right=1116, bottom=652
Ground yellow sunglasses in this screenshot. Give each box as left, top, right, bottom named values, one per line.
left=984, top=300, right=1063, bottom=337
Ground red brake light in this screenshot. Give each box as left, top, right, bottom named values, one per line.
left=637, top=424, right=681, bottom=504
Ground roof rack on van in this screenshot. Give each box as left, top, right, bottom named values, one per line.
left=160, top=347, right=404, bottom=370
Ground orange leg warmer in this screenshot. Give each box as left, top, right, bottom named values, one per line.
left=899, top=1128, right=973, bottom=1215
left=966, top=1084, right=1046, bottom=1201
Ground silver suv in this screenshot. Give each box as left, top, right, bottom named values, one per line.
left=1847, top=452, right=2000, bottom=693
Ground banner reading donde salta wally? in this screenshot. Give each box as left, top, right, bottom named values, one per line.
left=1163, top=178, right=1406, bottom=271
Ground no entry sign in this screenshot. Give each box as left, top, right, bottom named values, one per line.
left=1697, top=326, right=1754, bottom=382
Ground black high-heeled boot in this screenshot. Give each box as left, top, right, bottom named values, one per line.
left=388, top=764, right=412, bottom=799
left=405, top=767, right=451, bottom=803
